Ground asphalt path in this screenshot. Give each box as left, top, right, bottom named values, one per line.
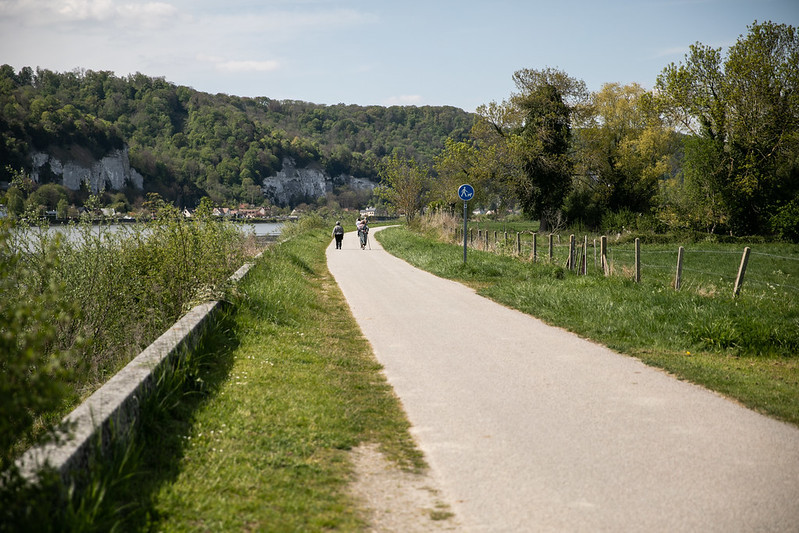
left=326, top=227, right=799, bottom=532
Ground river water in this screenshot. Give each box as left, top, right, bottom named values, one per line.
left=15, top=221, right=284, bottom=246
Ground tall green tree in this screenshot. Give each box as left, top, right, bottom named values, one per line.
left=469, top=102, right=525, bottom=217
left=655, top=20, right=799, bottom=235
left=377, top=153, right=428, bottom=222
left=568, top=83, right=679, bottom=228
left=515, top=83, right=573, bottom=230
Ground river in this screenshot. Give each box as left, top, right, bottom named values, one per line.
left=14, top=221, right=284, bottom=246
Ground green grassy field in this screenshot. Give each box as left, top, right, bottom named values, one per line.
left=377, top=225, right=799, bottom=427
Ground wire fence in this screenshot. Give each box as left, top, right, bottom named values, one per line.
left=454, top=228, right=799, bottom=300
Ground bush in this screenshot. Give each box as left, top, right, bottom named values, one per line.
left=2, top=209, right=247, bottom=465
left=770, top=199, right=799, bottom=243
left=0, top=221, right=76, bottom=473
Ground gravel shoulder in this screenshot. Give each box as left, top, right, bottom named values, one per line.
left=348, top=443, right=459, bottom=532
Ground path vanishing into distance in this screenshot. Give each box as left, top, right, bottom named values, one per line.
left=326, top=227, right=799, bottom=532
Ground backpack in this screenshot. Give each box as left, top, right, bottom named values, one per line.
left=334, top=225, right=344, bottom=235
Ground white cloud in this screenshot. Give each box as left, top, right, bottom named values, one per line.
left=197, top=54, right=280, bottom=73
left=384, top=95, right=422, bottom=106
left=216, top=60, right=280, bottom=73
left=0, top=0, right=178, bottom=26
left=57, top=0, right=115, bottom=21
left=652, top=46, right=690, bottom=59
left=117, top=2, right=178, bottom=22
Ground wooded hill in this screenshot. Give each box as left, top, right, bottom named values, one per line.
left=0, top=65, right=474, bottom=208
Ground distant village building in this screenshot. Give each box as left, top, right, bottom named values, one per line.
left=212, top=207, right=233, bottom=217
left=360, top=206, right=388, bottom=219
left=237, top=207, right=268, bottom=218
left=211, top=206, right=269, bottom=219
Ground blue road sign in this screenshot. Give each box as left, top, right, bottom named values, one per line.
left=458, top=183, right=475, bottom=201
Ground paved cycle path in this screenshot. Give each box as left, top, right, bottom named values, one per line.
left=326, top=227, right=799, bottom=532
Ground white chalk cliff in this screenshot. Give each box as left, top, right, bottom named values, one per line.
left=31, top=146, right=144, bottom=192
left=262, top=157, right=375, bottom=206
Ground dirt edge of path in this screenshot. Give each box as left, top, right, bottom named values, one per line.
left=348, top=443, right=461, bottom=532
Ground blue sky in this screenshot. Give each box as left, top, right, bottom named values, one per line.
left=1, top=0, right=797, bottom=112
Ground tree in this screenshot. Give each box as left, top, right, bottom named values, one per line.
left=56, top=198, right=68, bottom=220
left=515, top=83, right=573, bottom=230
left=432, top=138, right=480, bottom=209
left=27, top=183, right=69, bottom=212
left=567, top=83, right=679, bottom=228
left=468, top=103, right=524, bottom=217
left=378, top=153, right=428, bottom=222
left=4, top=187, right=24, bottom=218
left=655, top=21, right=799, bottom=235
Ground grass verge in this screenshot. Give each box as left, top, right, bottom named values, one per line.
left=376, top=226, right=799, bottom=427
left=124, top=226, right=422, bottom=530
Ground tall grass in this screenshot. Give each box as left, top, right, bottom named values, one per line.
left=2, top=207, right=250, bottom=466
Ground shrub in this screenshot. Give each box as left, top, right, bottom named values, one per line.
left=0, top=221, right=76, bottom=473
left=770, top=199, right=799, bottom=243
left=2, top=209, right=247, bottom=464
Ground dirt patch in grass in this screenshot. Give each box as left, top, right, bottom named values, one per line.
left=349, top=443, right=459, bottom=532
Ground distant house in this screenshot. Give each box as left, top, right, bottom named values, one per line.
left=212, top=207, right=233, bottom=217
left=183, top=208, right=193, bottom=218
left=360, top=206, right=388, bottom=219
left=237, top=207, right=268, bottom=218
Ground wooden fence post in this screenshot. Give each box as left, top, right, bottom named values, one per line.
left=675, top=246, right=684, bottom=290
left=532, top=232, right=538, bottom=263
left=548, top=234, right=554, bottom=263
left=516, top=232, right=521, bottom=255
left=733, top=247, right=751, bottom=297
left=582, top=236, right=588, bottom=275
left=567, top=234, right=576, bottom=270
left=601, top=235, right=609, bottom=276
left=634, top=238, right=641, bottom=283
left=485, top=230, right=489, bottom=250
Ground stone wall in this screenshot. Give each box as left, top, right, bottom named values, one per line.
left=16, top=258, right=258, bottom=484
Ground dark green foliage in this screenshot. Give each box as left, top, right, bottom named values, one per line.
left=0, top=65, right=474, bottom=207
left=770, top=197, right=799, bottom=242
left=515, top=84, right=572, bottom=230
left=655, top=21, right=799, bottom=236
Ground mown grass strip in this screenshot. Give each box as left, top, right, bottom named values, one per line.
left=126, top=227, right=422, bottom=531
left=377, top=226, right=799, bottom=427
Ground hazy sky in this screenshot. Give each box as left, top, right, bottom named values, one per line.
left=1, top=0, right=797, bottom=112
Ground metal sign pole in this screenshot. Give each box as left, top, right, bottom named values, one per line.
left=457, top=183, right=474, bottom=265
left=463, top=200, right=468, bottom=264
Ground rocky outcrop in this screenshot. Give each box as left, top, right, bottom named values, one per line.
left=31, top=146, right=144, bottom=192
left=262, top=157, right=375, bottom=206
